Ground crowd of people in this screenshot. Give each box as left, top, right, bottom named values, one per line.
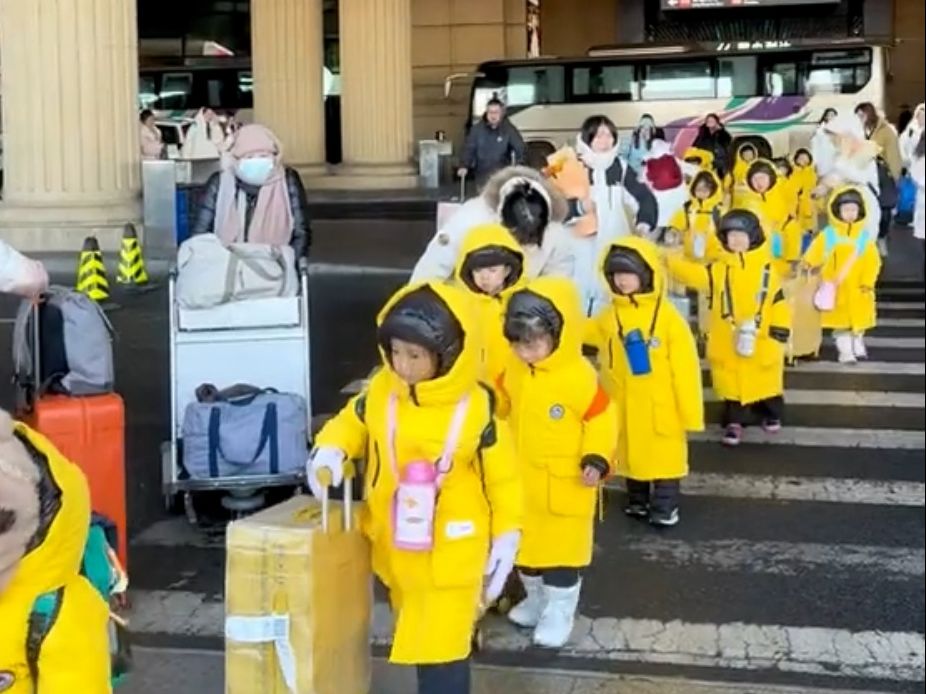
left=302, top=100, right=923, bottom=694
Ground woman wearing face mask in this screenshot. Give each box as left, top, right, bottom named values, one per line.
left=191, top=124, right=311, bottom=259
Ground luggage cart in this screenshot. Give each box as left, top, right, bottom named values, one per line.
left=161, top=259, right=312, bottom=524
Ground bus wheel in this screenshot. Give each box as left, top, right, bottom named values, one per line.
left=526, top=142, right=555, bottom=170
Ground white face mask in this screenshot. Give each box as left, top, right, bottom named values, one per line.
left=235, top=156, right=275, bottom=186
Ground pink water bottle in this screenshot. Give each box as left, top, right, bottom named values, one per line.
left=392, top=461, right=438, bottom=551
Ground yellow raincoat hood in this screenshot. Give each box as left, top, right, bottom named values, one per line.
left=827, top=185, right=870, bottom=236
left=506, top=276, right=584, bottom=372
left=683, top=147, right=714, bottom=171
left=731, top=142, right=760, bottom=184
left=745, top=158, right=781, bottom=197
left=601, top=236, right=666, bottom=307
left=453, top=223, right=525, bottom=296
left=688, top=170, right=724, bottom=212
left=3, top=422, right=90, bottom=598
left=376, top=282, right=479, bottom=407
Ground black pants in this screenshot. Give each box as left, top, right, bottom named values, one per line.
left=626, top=478, right=680, bottom=513
left=417, top=659, right=470, bottom=694
left=518, top=566, right=581, bottom=588
left=879, top=207, right=893, bottom=239
left=722, top=396, right=784, bottom=426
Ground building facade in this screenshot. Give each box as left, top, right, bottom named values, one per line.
left=0, top=0, right=922, bottom=250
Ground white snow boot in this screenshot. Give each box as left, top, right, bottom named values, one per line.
left=852, top=334, right=868, bottom=360
left=835, top=332, right=856, bottom=364
left=507, top=573, right=546, bottom=628
left=533, top=581, right=582, bottom=648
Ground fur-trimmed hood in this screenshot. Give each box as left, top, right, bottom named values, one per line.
left=480, top=165, right=569, bottom=224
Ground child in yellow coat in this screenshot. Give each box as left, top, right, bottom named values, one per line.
left=740, top=159, right=803, bottom=275
left=725, top=142, right=759, bottom=205
left=669, top=170, right=725, bottom=264
left=496, top=276, right=617, bottom=648
left=454, top=223, right=525, bottom=387
left=308, top=282, right=523, bottom=694
left=792, top=148, right=819, bottom=242
left=590, top=237, right=704, bottom=526
left=668, top=210, right=791, bottom=447
left=802, top=186, right=882, bottom=363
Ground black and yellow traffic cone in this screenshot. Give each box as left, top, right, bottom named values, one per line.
left=75, top=236, right=110, bottom=303
left=116, top=223, right=149, bottom=287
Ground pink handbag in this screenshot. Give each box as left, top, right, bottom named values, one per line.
left=812, top=280, right=837, bottom=311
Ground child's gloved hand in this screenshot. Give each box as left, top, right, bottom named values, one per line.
left=306, top=447, right=345, bottom=498
left=483, top=530, right=520, bottom=603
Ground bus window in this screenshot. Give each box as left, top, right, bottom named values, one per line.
left=506, top=66, right=565, bottom=106
left=717, top=56, right=757, bottom=98
left=642, top=61, right=713, bottom=100
left=572, top=64, right=635, bottom=101
left=805, top=65, right=872, bottom=95
left=763, top=62, right=797, bottom=96
left=139, top=76, right=159, bottom=109
left=159, top=72, right=193, bottom=110
left=238, top=71, right=254, bottom=107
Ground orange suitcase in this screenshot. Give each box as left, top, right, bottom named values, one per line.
left=23, top=394, right=128, bottom=567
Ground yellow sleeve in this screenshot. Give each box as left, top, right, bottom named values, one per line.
left=802, top=231, right=825, bottom=269
left=666, top=252, right=711, bottom=292
left=479, top=416, right=523, bottom=538
left=38, top=578, right=112, bottom=694
left=314, top=391, right=370, bottom=459
left=859, top=239, right=882, bottom=289
left=579, top=378, right=618, bottom=464
left=668, top=207, right=686, bottom=232
left=667, top=309, right=705, bottom=432
left=583, top=311, right=608, bottom=355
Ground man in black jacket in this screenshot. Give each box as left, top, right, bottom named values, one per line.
left=458, top=99, right=526, bottom=188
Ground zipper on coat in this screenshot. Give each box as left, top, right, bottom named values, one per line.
left=409, top=385, right=420, bottom=406
left=607, top=339, right=614, bottom=369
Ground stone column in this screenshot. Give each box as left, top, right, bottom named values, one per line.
left=251, top=0, right=327, bottom=177
left=0, top=0, right=141, bottom=251
left=336, top=0, right=417, bottom=188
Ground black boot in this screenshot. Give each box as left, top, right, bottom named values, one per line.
left=624, top=479, right=650, bottom=519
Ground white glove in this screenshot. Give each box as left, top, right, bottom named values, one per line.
left=483, top=530, right=520, bottom=604
left=306, top=447, right=345, bottom=499
left=635, top=223, right=652, bottom=238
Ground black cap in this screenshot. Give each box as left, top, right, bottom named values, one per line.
left=603, top=246, right=655, bottom=295
left=830, top=188, right=867, bottom=221
left=718, top=209, right=765, bottom=250
left=460, top=245, right=523, bottom=294
left=503, top=289, right=563, bottom=350
left=378, top=286, right=464, bottom=378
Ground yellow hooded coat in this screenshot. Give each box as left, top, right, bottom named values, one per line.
left=453, top=224, right=525, bottom=389
left=738, top=159, right=804, bottom=268
left=802, top=186, right=882, bottom=333
left=314, top=282, right=522, bottom=666
left=725, top=143, right=759, bottom=204
left=497, top=277, right=617, bottom=569
left=0, top=423, right=111, bottom=694
left=668, top=170, right=725, bottom=264
left=791, top=148, right=819, bottom=233
left=590, top=238, right=704, bottom=481
left=668, top=219, right=791, bottom=406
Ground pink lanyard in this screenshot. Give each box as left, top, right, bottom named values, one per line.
left=386, top=393, right=470, bottom=487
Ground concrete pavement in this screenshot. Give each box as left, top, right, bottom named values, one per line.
left=132, top=647, right=902, bottom=694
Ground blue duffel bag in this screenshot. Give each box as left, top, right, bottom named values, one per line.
left=182, top=385, right=308, bottom=480
left=896, top=173, right=916, bottom=226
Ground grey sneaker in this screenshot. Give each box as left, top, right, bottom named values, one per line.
left=649, top=507, right=680, bottom=527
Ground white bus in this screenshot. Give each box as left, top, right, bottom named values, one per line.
left=451, top=38, right=888, bottom=167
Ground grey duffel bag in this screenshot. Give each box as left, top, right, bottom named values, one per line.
left=182, top=385, right=308, bottom=480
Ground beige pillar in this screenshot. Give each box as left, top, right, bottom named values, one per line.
left=0, top=0, right=141, bottom=252
left=336, top=0, right=417, bottom=188
left=251, top=0, right=327, bottom=177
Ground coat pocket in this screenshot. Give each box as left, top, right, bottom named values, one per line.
left=430, top=523, right=489, bottom=589
left=547, top=458, right=596, bottom=518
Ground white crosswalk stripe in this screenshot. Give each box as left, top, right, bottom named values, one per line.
left=136, top=290, right=925, bottom=689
